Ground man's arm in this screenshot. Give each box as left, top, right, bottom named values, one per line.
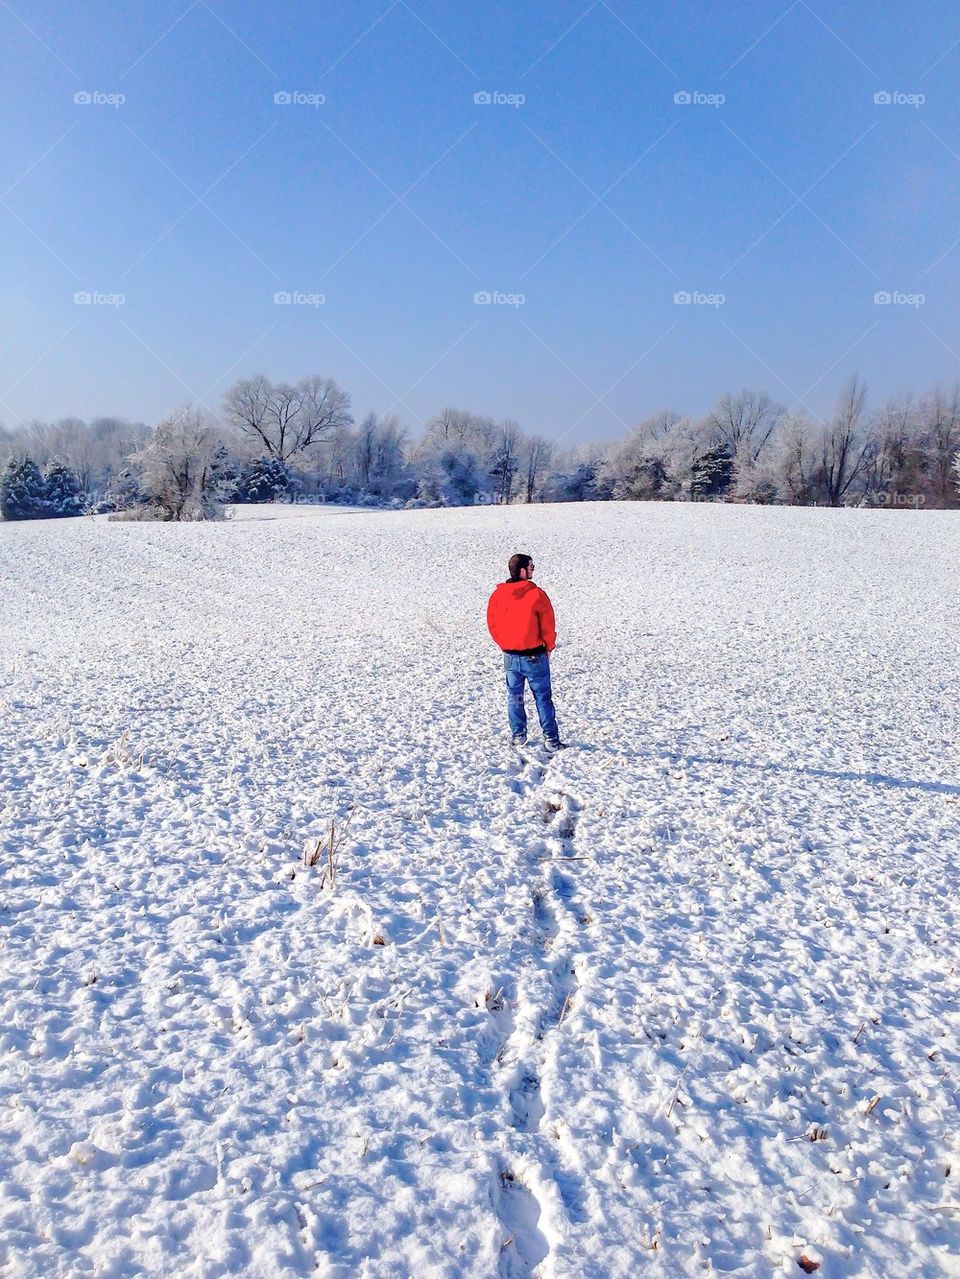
left=537, top=591, right=556, bottom=652
left=486, top=591, right=500, bottom=648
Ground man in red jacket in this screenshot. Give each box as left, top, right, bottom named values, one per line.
left=486, top=552, right=564, bottom=752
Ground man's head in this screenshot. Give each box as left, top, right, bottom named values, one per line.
left=508, top=552, right=535, bottom=581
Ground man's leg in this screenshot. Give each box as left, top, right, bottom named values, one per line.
left=504, top=654, right=528, bottom=739
left=524, top=655, right=560, bottom=744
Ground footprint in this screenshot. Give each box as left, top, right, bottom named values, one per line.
left=495, top=1166, right=550, bottom=1278
left=509, top=1070, right=545, bottom=1132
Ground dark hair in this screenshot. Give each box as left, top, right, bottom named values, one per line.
left=508, top=553, right=533, bottom=580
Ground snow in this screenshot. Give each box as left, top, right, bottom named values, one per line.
left=1, top=500, right=959, bottom=1278
left=227, top=502, right=372, bottom=521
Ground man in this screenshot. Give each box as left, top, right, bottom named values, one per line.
left=486, top=552, right=564, bottom=752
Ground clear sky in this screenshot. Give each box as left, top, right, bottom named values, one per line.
left=3, top=0, right=960, bottom=442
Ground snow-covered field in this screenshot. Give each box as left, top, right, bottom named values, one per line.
left=1, top=500, right=959, bottom=1279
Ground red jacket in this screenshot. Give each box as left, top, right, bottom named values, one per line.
left=487, top=580, right=556, bottom=653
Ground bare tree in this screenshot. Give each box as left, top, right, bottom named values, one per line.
left=776, top=412, right=818, bottom=505
left=370, top=414, right=407, bottom=497
left=0, top=415, right=150, bottom=500
left=657, top=416, right=711, bottom=500
left=351, top=412, right=408, bottom=496
left=424, top=407, right=495, bottom=453
left=489, top=419, right=523, bottom=504
left=354, top=412, right=378, bottom=490
left=729, top=438, right=780, bottom=503
left=541, top=441, right=611, bottom=502
left=920, top=388, right=960, bottom=508
left=412, top=407, right=499, bottom=504
left=643, top=409, right=684, bottom=441
left=600, top=416, right=676, bottom=501
left=864, top=396, right=924, bottom=506
left=522, top=435, right=553, bottom=503
left=223, top=374, right=352, bottom=463
left=708, top=390, right=784, bottom=463
left=420, top=407, right=498, bottom=461
left=312, top=421, right=354, bottom=489
left=818, top=376, right=875, bottom=507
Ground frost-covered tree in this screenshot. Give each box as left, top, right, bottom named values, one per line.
left=862, top=397, right=922, bottom=506
left=543, top=445, right=611, bottom=502
left=41, top=458, right=85, bottom=516
left=707, top=390, right=784, bottom=464
left=918, top=389, right=960, bottom=508
left=372, top=415, right=409, bottom=498
left=222, top=374, right=352, bottom=464
left=353, top=412, right=378, bottom=492
left=413, top=408, right=499, bottom=504
left=306, top=421, right=354, bottom=491
left=234, top=456, right=291, bottom=503
left=52, top=417, right=97, bottom=493
left=776, top=412, right=818, bottom=506
left=691, top=391, right=785, bottom=500
left=489, top=420, right=523, bottom=504
left=689, top=444, right=734, bottom=500
left=424, top=407, right=497, bottom=455
left=601, top=417, right=675, bottom=500
left=104, top=468, right=143, bottom=513
left=0, top=456, right=46, bottom=520
left=87, top=418, right=151, bottom=495
left=352, top=413, right=408, bottom=498
left=652, top=416, right=709, bottom=501
left=522, top=435, right=553, bottom=503
left=121, top=406, right=233, bottom=521
left=0, top=417, right=149, bottom=500
left=817, top=376, right=875, bottom=507
left=15, top=370, right=960, bottom=513
left=729, top=439, right=780, bottom=503
left=419, top=448, right=487, bottom=505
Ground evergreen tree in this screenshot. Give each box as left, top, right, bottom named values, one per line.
left=104, top=468, right=143, bottom=513
left=691, top=446, right=734, bottom=499
left=235, top=456, right=291, bottom=503
left=42, top=458, right=85, bottom=516
left=0, top=456, right=46, bottom=520
left=547, top=460, right=611, bottom=503
left=432, top=449, right=486, bottom=505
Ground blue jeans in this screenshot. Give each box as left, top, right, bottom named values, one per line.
left=503, top=652, right=559, bottom=743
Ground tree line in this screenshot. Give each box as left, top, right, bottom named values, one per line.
left=2, top=372, right=959, bottom=520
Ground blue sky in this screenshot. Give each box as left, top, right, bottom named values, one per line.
left=3, top=0, right=960, bottom=442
